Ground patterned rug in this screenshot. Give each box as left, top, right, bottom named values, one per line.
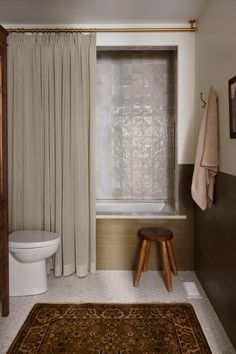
left=7, top=303, right=212, bottom=354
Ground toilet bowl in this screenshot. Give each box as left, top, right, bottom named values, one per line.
left=9, top=230, right=60, bottom=296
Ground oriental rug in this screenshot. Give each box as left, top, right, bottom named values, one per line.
left=7, top=303, right=212, bottom=353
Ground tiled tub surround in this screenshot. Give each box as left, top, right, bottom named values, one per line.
left=97, top=218, right=193, bottom=270
left=96, top=49, right=176, bottom=201
left=96, top=164, right=194, bottom=270
left=194, top=172, right=236, bottom=349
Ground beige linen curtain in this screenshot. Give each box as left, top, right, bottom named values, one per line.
left=7, top=32, right=96, bottom=277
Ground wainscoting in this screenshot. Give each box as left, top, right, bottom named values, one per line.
left=194, top=172, right=236, bottom=349
left=96, top=164, right=194, bottom=270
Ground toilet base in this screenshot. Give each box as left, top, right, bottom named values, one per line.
left=9, top=253, right=48, bottom=296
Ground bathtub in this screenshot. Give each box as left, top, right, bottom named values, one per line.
left=96, top=201, right=186, bottom=219
left=96, top=201, right=166, bottom=213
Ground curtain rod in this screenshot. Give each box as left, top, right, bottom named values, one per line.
left=7, top=20, right=197, bottom=33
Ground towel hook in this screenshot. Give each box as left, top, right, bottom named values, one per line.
left=200, top=92, right=207, bottom=108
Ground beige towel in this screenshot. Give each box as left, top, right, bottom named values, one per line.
left=191, top=87, right=219, bottom=210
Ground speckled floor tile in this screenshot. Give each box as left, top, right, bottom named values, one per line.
left=0, top=271, right=235, bottom=354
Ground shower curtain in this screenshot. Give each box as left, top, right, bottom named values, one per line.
left=7, top=32, right=96, bottom=277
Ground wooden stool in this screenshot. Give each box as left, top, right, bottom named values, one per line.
left=134, top=227, right=177, bottom=292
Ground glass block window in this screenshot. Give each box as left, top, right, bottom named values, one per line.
left=96, top=50, right=176, bottom=201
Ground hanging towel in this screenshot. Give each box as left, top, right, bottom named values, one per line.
left=191, top=87, right=219, bottom=210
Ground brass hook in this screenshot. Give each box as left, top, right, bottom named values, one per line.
left=200, top=92, right=207, bottom=108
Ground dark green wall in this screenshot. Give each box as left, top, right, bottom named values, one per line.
left=194, top=172, right=236, bottom=349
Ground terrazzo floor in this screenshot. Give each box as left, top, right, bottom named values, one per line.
left=0, top=271, right=235, bottom=354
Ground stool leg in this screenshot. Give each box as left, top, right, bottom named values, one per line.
left=166, top=240, right=178, bottom=275
left=160, top=241, right=172, bottom=292
left=143, top=240, right=151, bottom=272
left=134, top=240, right=147, bottom=287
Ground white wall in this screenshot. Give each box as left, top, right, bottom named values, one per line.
left=196, top=0, right=236, bottom=175
left=97, top=32, right=195, bottom=164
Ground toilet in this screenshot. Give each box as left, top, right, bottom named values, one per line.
left=9, top=230, right=60, bottom=296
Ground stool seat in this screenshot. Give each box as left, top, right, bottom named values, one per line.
left=134, top=227, right=177, bottom=292
left=138, top=227, right=173, bottom=241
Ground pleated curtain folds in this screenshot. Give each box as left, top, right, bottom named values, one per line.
left=7, top=32, right=96, bottom=277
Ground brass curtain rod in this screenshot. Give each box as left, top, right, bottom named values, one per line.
left=7, top=20, right=197, bottom=33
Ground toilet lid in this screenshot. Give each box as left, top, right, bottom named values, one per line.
left=9, top=230, right=60, bottom=249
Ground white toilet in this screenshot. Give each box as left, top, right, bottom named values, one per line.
left=9, top=230, right=60, bottom=296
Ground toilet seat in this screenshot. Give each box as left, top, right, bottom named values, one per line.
left=9, top=230, right=60, bottom=249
